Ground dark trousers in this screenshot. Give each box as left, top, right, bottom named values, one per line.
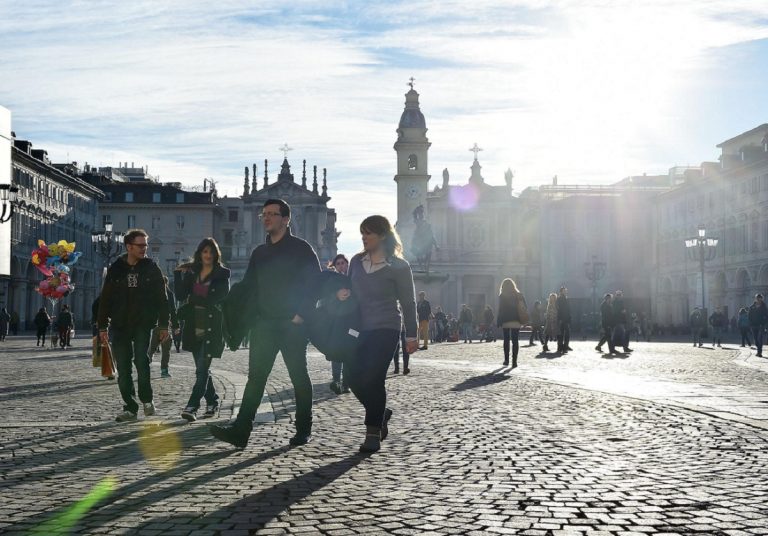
left=348, top=329, right=399, bottom=427
left=557, top=322, right=571, bottom=351
left=393, top=328, right=409, bottom=371
left=58, top=327, right=72, bottom=348
left=597, top=326, right=616, bottom=352
left=112, top=326, right=153, bottom=414
left=740, top=327, right=752, bottom=346
left=36, top=328, right=47, bottom=345
left=187, top=341, right=219, bottom=410
left=235, top=320, right=312, bottom=434
left=752, top=327, right=764, bottom=355
left=503, top=328, right=520, bottom=365
left=529, top=326, right=542, bottom=345
left=150, top=327, right=172, bottom=369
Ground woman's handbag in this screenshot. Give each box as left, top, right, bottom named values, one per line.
left=307, top=272, right=361, bottom=363
left=100, top=340, right=116, bottom=378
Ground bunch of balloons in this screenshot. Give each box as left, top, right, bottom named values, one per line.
left=32, top=240, right=80, bottom=299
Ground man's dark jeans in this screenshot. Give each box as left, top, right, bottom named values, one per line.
left=557, top=321, right=571, bottom=351
left=112, top=326, right=153, bottom=414
left=597, top=326, right=616, bottom=353
left=347, top=329, right=399, bottom=427
left=234, top=320, right=312, bottom=434
left=752, top=326, right=764, bottom=355
left=187, top=341, right=219, bottom=410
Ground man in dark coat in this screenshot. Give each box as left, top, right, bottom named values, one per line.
left=595, top=293, right=618, bottom=354
left=556, top=287, right=572, bottom=353
left=33, top=307, right=51, bottom=346
left=211, top=199, right=321, bottom=449
left=98, top=229, right=170, bottom=422
left=748, top=294, right=768, bottom=357
left=612, top=290, right=632, bottom=353
left=416, top=291, right=432, bottom=350
left=57, top=305, right=74, bottom=348
left=690, top=307, right=705, bottom=347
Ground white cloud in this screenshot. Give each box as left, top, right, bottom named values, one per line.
left=2, top=0, right=768, bottom=255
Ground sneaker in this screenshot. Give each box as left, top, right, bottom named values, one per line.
left=289, top=432, right=312, bottom=446
left=210, top=423, right=249, bottom=448
left=161, top=369, right=171, bottom=378
left=203, top=403, right=219, bottom=418
left=143, top=402, right=156, bottom=417
left=181, top=407, right=197, bottom=422
left=115, top=410, right=137, bottom=423
left=381, top=408, right=393, bottom=441
left=329, top=381, right=342, bottom=395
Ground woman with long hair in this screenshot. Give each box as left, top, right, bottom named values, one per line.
left=496, top=278, right=527, bottom=367
left=341, top=215, right=417, bottom=453
left=543, top=292, right=559, bottom=353
left=174, top=237, right=231, bottom=421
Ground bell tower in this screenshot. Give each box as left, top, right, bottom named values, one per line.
left=394, top=78, right=431, bottom=254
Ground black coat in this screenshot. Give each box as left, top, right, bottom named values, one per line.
left=556, top=294, right=571, bottom=323
left=175, top=265, right=231, bottom=359
left=748, top=301, right=768, bottom=327
left=306, top=270, right=361, bottom=363
left=497, top=292, right=526, bottom=326
left=612, top=297, right=627, bottom=325
left=600, top=300, right=615, bottom=329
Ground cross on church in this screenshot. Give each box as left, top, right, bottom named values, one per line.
left=469, top=143, right=483, bottom=161
left=279, top=143, right=293, bottom=159
left=408, top=77, right=416, bottom=89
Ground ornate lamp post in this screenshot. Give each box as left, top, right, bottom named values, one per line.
left=91, top=223, right=125, bottom=267
left=584, top=256, right=607, bottom=329
left=685, top=225, right=718, bottom=334
left=0, top=183, right=19, bottom=223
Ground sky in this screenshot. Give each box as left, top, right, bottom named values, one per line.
left=2, top=1, right=768, bottom=255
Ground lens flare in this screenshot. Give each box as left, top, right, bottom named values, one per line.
left=31, top=476, right=116, bottom=535
left=448, top=183, right=480, bottom=212
left=138, top=421, right=182, bottom=471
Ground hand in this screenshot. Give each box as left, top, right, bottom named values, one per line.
left=292, top=314, right=304, bottom=325
left=406, top=338, right=418, bottom=354
left=336, top=288, right=351, bottom=301
left=158, top=329, right=169, bottom=343
left=99, top=331, right=109, bottom=345
left=173, top=328, right=181, bottom=336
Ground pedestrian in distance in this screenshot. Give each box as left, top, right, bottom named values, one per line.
left=416, top=291, right=432, bottom=350
left=459, top=304, right=474, bottom=343
left=709, top=307, right=726, bottom=347
left=748, top=294, right=768, bottom=357
left=612, top=290, right=632, bottom=353
left=58, top=305, right=74, bottom=348
left=738, top=307, right=752, bottom=347
left=434, top=306, right=447, bottom=343
left=0, top=307, right=9, bottom=342
left=496, top=278, right=527, bottom=368
left=482, top=305, right=496, bottom=342
left=98, top=229, right=170, bottom=423
left=327, top=253, right=351, bottom=394
left=338, top=215, right=418, bottom=453
left=595, top=293, right=619, bottom=355
left=210, top=199, right=321, bottom=449
left=9, top=310, right=19, bottom=336
left=543, top=293, right=559, bottom=353
left=556, top=287, right=572, bottom=353
left=690, top=307, right=705, bottom=347
left=149, top=276, right=180, bottom=377
left=33, top=307, right=51, bottom=346
left=174, top=238, right=230, bottom=421
left=528, top=301, right=543, bottom=346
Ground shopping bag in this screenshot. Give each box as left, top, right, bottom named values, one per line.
left=100, top=341, right=116, bottom=378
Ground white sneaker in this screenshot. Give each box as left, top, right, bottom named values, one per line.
left=143, top=402, right=156, bottom=416
left=115, top=410, right=137, bottom=423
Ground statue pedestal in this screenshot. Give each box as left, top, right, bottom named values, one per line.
left=412, top=271, right=450, bottom=283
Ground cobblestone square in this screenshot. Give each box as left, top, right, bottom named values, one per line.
left=1, top=334, right=768, bottom=535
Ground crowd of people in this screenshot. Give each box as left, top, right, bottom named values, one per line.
left=6, top=196, right=768, bottom=456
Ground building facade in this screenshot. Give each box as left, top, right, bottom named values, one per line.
left=5, top=138, right=103, bottom=329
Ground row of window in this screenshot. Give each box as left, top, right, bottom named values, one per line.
left=13, top=167, right=96, bottom=214
left=102, top=214, right=185, bottom=230
left=110, top=192, right=186, bottom=203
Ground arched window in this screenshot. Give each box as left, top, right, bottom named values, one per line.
left=408, top=154, right=417, bottom=170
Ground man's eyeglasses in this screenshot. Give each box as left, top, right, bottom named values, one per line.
left=259, top=211, right=284, bottom=220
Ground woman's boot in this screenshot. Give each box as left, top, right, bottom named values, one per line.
left=360, top=426, right=381, bottom=453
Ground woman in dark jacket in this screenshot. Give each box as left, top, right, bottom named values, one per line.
left=174, top=238, right=231, bottom=421
left=34, top=307, right=51, bottom=346
left=496, top=278, right=527, bottom=368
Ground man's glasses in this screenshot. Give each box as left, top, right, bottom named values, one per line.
left=259, top=211, right=284, bottom=220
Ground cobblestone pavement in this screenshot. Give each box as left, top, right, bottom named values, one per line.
left=1, top=334, right=768, bottom=535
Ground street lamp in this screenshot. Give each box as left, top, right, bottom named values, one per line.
left=0, top=184, right=19, bottom=224
left=584, top=256, right=607, bottom=330
left=91, top=223, right=125, bottom=266
left=685, top=225, right=718, bottom=332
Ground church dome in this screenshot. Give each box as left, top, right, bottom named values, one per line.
left=399, top=89, right=426, bottom=129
